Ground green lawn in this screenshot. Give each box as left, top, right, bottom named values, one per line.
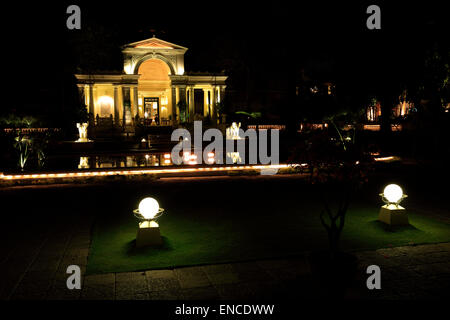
left=87, top=194, right=450, bottom=274
left=1, top=169, right=447, bottom=276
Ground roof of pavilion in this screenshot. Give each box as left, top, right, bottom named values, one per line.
left=122, top=36, right=188, bottom=50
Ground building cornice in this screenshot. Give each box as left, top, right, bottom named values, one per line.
left=75, top=74, right=140, bottom=85
left=170, top=75, right=227, bottom=85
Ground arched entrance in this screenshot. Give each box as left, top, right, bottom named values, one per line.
left=137, top=58, right=172, bottom=125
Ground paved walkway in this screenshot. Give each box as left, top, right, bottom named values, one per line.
left=1, top=214, right=449, bottom=300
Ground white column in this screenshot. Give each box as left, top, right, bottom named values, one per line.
left=88, top=84, right=94, bottom=114
left=211, top=86, right=217, bottom=124
left=203, top=89, right=208, bottom=117
left=122, top=86, right=130, bottom=127
left=171, top=85, right=177, bottom=124
left=189, top=86, right=195, bottom=121
left=133, top=86, right=139, bottom=118
left=114, top=85, right=119, bottom=125
left=93, top=86, right=98, bottom=117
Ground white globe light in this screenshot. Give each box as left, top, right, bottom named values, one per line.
left=383, top=184, right=403, bottom=203
left=138, top=197, right=159, bottom=220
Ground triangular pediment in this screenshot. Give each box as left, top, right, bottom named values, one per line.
left=124, top=36, right=187, bottom=50
left=135, top=39, right=173, bottom=48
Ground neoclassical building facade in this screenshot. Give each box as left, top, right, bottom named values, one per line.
left=75, top=37, right=227, bottom=128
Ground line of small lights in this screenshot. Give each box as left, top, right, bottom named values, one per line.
left=374, top=156, right=396, bottom=162
left=0, top=164, right=292, bottom=181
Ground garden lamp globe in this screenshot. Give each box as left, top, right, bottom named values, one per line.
left=134, top=197, right=164, bottom=247
left=138, top=197, right=160, bottom=220
left=378, top=183, right=409, bottom=226
left=380, top=184, right=407, bottom=206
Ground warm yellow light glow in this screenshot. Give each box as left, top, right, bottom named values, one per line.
left=138, top=197, right=160, bottom=220
left=98, top=96, right=113, bottom=106
left=364, top=124, right=381, bottom=131
left=124, top=62, right=133, bottom=74
left=385, top=204, right=404, bottom=210
left=139, top=220, right=159, bottom=228
left=164, top=153, right=171, bottom=159
left=383, top=184, right=403, bottom=203
left=374, top=156, right=400, bottom=162
left=97, top=96, right=114, bottom=118
left=0, top=164, right=292, bottom=181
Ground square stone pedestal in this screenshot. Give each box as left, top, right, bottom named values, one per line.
left=378, top=204, right=409, bottom=226
left=136, top=221, right=162, bottom=247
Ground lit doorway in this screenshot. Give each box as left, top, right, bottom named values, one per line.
left=143, top=97, right=160, bottom=125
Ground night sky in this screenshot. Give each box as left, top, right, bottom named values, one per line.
left=4, top=1, right=448, bottom=118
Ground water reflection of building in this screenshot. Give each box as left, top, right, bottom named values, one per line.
left=74, top=154, right=173, bottom=169
left=226, top=152, right=242, bottom=164
left=78, top=157, right=89, bottom=169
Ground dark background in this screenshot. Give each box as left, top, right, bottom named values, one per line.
left=3, top=1, right=448, bottom=121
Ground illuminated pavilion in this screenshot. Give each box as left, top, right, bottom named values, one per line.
left=75, top=36, right=227, bottom=129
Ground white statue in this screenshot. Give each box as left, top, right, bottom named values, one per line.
left=226, top=122, right=242, bottom=140
left=76, top=122, right=89, bottom=142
